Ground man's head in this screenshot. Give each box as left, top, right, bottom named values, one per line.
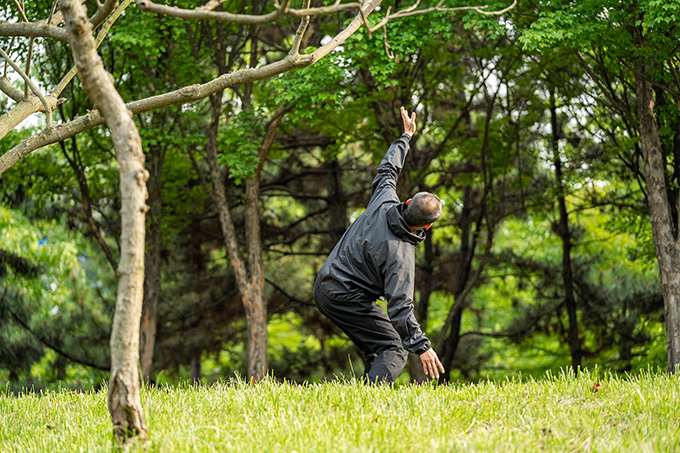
left=402, top=192, right=442, bottom=231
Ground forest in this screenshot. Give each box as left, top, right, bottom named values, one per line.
left=1, top=0, right=680, bottom=443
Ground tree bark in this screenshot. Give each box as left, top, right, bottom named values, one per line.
left=140, top=142, right=164, bottom=382
left=550, top=88, right=582, bottom=374
left=635, top=72, right=680, bottom=372
left=60, top=0, right=148, bottom=444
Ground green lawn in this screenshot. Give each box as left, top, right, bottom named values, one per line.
left=1, top=369, right=678, bottom=452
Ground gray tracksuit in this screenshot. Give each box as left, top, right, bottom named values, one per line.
left=315, top=134, right=431, bottom=382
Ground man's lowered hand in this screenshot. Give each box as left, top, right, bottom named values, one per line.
left=420, top=348, right=445, bottom=379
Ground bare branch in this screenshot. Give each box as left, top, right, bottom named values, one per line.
left=0, top=0, right=131, bottom=143
left=359, top=6, right=372, bottom=40
left=0, top=47, right=53, bottom=127
left=53, top=0, right=133, bottom=98
left=48, top=0, right=60, bottom=24
left=198, top=0, right=227, bottom=12
left=0, top=76, right=23, bottom=102
left=310, top=0, right=380, bottom=62
left=11, top=0, right=29, bottom=22
left=574, top=50, right=639, bottom=130
left=0, top=22, right=69, bottom=41
left=136, top=0, right=284, bottom=23
left=90, top=0, right=119, bottom=29
left=369, top=0, right=518, bottom=32
left=289, top=0, right=311, bottom=57
left=0, top=59, right=306, bottom=173
left=136, top=0, right=361, bottom=23
left=24, top=37, right=34, bottom=98
left=382, top=25, right=393, bottom=58
left=3, top=37, right=13, bottom=77
left=288, top=2, right=362, bottom=17
left=0, top=94, right=61, bottom=139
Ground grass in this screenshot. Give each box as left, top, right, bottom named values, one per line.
left=1, top=369, right=679, bottom=452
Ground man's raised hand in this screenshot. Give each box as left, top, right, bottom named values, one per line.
left=401, top=106, right=417, bottom=137
left=420, top=347, right=445, bottom=380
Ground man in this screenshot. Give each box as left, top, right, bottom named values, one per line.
left=315, top=106, right=445, bottom=384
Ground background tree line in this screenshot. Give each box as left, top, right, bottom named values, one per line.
left=1, top=0, right=679, bottom=442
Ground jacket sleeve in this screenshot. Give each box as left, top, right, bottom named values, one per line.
left=383, top=248, right=431, bottom=355
left=369, top=134, right=411, bottom=207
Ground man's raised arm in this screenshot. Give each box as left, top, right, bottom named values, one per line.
left=369, top=107, right=417, bottom=204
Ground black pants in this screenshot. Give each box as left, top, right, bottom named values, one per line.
left=314, top=282, right=408, bottom=384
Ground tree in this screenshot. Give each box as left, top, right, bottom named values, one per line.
left=521, top=0, right=680, bottom=373
left=59, top=0, right=149, bottom=443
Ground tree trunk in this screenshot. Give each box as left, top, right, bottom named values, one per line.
left=439, top=306, right=463, bottom=382
left=242, top=282, right=268, bottom=380
left=437, top=185, right=480, bottom=381
left=550, top=89, right=582, bottom=374
left=239, top=109, right=288, bottom=381
left=635, top=72, right=680, bottom=372
left=409, top=229, right=433, bottom=383
left=212, top=185, right=268, bottom=381
left=204, top=94, right=285, bottom=382
left=190, top=350, right=202, bottom=386
left=140, top=143, right=163, bottom=382
left=60, top=0, right=148, bottom=445
left=55, top=355, right=67, bottom=381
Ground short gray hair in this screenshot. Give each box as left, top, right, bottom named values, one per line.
left=403, top=192, right=442, bottom=227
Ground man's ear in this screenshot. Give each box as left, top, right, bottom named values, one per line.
left=424, top=223, right=432, bottom=230
left=406, top=198, right=412, bottom=206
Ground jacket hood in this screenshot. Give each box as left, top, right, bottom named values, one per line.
left=386, top=203, right=426, bottom=246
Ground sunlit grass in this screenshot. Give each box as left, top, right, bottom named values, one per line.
left=1, top=369, right=678, bottom=452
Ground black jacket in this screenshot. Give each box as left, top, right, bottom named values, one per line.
left=316, top=134, right=431, bottom=355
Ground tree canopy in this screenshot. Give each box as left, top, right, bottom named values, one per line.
left=1, top=0, right=679, bottom=445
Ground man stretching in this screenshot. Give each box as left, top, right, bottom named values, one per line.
left=315, top=107, right=445, bottom=384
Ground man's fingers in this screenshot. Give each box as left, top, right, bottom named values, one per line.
left=423, top=358, right=432, bottom=377
left=435, top=356, right=445, bottom=373
left=430, top=363, right=438, bottom=379
left=423, top=358, right=439, bottom=379
left=411, top=112, right=416, bottom=122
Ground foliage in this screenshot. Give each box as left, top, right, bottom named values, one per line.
left=1, top=0, right=676, bottom=389
left=0, top=207, right=112, bottom=391
left=217, top=108, right=266, bottom=184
